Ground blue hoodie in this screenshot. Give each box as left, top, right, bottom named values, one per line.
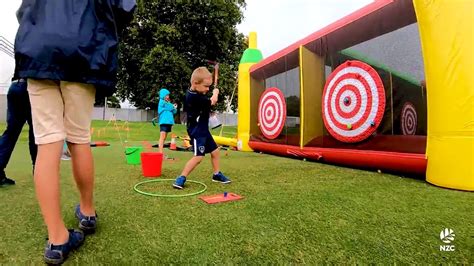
left=158, top=88, right=177, bottom=125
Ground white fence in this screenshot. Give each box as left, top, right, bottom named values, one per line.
left=0, top=94, right=6, bottom=122
left=212, top=112, right=238, bottom=126
left=92, top=107, right=238, bottom=125
left=92, top=107, right=156, bottom=122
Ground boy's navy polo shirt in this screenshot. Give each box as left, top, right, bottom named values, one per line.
left=185, top=89, right=211, bottom=137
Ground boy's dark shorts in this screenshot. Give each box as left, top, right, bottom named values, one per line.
left=160, top=124, right=172, bottom=133
left=190, top=133, right=218, bottom=156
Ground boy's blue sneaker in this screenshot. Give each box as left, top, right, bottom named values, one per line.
left=173, top=176, right=186, bottom=189
left=43, top=229, right=84, bottom=265
left=212, top=172, right=231, bottom=184
left=75, top=205, right=97, bottom=234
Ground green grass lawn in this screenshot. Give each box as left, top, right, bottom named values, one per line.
left=0, top=121, right=472, bottom=264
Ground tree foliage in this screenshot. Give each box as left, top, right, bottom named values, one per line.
left=117, top=0, right=247, bottom=113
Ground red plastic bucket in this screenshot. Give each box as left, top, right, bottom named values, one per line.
left=140, top=152, right=163, bottom=177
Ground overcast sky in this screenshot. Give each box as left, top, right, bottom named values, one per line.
left=0, top=0, right=372, bottom=92
left=0, top=0, right=21, bottom=89
left=237, top=0, right=373, bottom=57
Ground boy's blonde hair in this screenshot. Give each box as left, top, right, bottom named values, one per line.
left=191, top=67, right=212, bottom=85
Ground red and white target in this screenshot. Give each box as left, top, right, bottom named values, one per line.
left=401, top=102, right=417, bottom=135
left=322, top=60, right=385, bottom=143
left=258, top=87, right=286, bottom=139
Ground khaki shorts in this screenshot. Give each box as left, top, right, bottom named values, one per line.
left=27, top=79, right=96, bottom=145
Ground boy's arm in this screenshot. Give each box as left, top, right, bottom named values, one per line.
left=165, top=102, right=178, bottom=114
left=196, top=94, right=212, bottom=113
left=159, top=101, right=177, bottom=114
left=210, top=88, right=219, bottom=106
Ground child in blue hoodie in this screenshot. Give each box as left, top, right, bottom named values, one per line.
left=158, top=88, right=177, bottom=155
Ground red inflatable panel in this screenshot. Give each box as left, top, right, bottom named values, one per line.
left=249, top=141, right=426, bottom=175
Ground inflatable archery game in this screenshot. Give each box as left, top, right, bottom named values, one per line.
left=234, top=0, right=473, bottom=191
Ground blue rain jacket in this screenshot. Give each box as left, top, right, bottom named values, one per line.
left=14, top=0, right=136, bottom=98
left=158, top=88, right=176, bottom=125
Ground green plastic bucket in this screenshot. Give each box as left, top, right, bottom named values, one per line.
left=125, top=147, right=143, bottom=165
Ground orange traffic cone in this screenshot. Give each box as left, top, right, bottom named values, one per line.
left=170, top=134, right=177, bottom=150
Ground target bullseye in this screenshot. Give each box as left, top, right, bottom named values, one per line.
left=401, top=102, right=417, bottom=135
left=322, top=60, right=385, bottom=143
left=343, top=97, right=351, bottom=106
left=258, top=87, right=286, bottom=139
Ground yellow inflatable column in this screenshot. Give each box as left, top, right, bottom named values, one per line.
left=299, top=46, right=325, bottom=148
left=414, top=0, right=474, bottom=191
left=237, top=32, right=263, bottom=151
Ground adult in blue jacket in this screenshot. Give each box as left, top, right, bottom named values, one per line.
left=0, top=79, right=37, bottom=187
left=14, top=0, right=136, bottom=264
left=158, top=88, right=177, bottom=154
